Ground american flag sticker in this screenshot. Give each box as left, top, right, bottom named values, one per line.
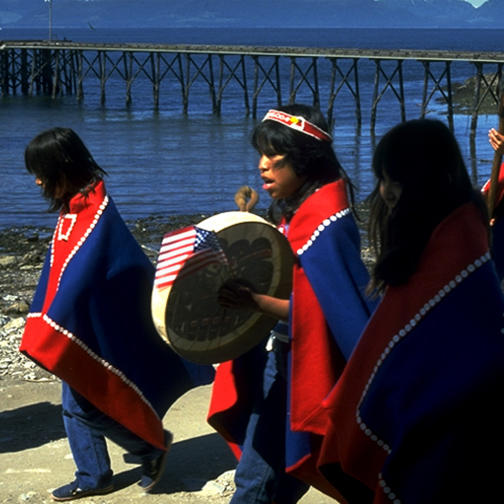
left=154, top=225, right=227, bottom=290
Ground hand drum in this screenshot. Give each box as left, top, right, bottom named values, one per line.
left=151, top=211, right=294, bottom=364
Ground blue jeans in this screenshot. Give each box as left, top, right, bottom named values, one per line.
left=231, top=345, right=309, bottom=504
left=61, top=382, right=163, bottom=490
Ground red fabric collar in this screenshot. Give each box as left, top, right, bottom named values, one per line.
left=68, top=180, right=105, bottom=214
left=288, top=179, right=349, bottom=254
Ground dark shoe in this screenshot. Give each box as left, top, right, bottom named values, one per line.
left=51, top=480, right=113, bottom=501
left=138, top=430, right=173, bottom=492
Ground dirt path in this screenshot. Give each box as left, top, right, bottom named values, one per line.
left=0, top=379, right=336, bottom=504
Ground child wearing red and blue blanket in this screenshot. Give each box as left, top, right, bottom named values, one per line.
left=208, top=105, right=376, bottom=503
left=318, top=119, right=504, bottom=503
left=20, top=128, right=214, bottom=501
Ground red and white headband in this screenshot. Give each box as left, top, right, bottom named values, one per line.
left=262, top=109, right=332, bottom=142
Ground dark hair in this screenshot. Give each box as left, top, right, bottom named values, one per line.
left=367, top=118, right=488, bottom=295
left=25, top=127, right=106, bottom=212
left=252, top=103, right=353, bottom=223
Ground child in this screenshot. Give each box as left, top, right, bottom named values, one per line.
left=318, top=119, right=504, bottom=503
left=20, top=127, right=214, bottom=501
left=207, top=104, right=376, bottom=503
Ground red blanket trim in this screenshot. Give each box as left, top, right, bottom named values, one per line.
left=287, top=180, right=350, bottom=493
left=20, top=315, right=166, bottom=451
left=207, top=360, right=249, bottom=460
left=289, top=180, right=349, bottom=433
left=207, top=362, right=238, bottom=437
left=289, top=271, right=344, bottom=435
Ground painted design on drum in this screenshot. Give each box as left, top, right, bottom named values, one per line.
left=166, top=231, right=274, bottom=342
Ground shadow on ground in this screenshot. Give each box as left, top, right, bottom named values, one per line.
left=0, top=401, right=65, bottom=452
left=148, top=433, right=235, bottom=494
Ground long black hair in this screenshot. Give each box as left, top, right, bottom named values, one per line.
left=252, top=104, right=353, bottom=223
left=367, top=118, right=488, bottom=295
left=25, top=127, right=106, bottom=212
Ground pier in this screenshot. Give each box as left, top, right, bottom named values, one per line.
left=1, top=40, right=503, bottom=134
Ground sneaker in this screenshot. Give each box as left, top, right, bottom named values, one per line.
left=138, top=430, right=173, bottom=492
left=51, top=480, right=114, bottom=501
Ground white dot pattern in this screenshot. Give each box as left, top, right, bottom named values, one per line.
left=41, top=313, right=159, bottom=418
left=379, top=473, right=401, bottom=503
left=49, top=220, right=60, bottom=268
left=355, top=251, right=492, bottom=503
left=296, top=208, right=351, bottom=256
left=51, top=196, right=109, bottom=291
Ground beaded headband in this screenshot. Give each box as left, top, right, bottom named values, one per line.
left=262, top=109, right=332, bottom=142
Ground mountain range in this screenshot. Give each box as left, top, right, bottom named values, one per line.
left=1, top=0, right=504, bottom=29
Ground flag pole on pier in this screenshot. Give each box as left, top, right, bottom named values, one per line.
left=44, top=0, right=53, bottom=41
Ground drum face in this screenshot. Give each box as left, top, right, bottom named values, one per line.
left=151, top=212, right=294, bottom=364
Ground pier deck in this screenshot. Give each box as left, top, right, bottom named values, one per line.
left=1, top=40, right=503, bottom=134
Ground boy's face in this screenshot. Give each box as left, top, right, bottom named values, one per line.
left=258, top=154, right=306, bottom=200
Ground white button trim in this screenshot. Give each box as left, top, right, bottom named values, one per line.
left=51, top=196, right=110, bottom=292
left=379, top=473, right=401, bottom=502
left=41, top=313, right=158, bottom=417
left=354, top=251, right=492, bottom=497
left=296, top=208, right=351, bottom=256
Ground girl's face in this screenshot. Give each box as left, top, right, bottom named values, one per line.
left=258, top=154, right=306, bottom=200
left=34, top=175, right=68, bottom=200
left=379, top=171, right=402, bottom=211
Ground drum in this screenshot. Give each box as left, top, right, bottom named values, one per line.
left=151, top=211, right=294, bottom=364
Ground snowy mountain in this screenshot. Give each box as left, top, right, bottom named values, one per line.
left=0, top=0, right=501, bottom=29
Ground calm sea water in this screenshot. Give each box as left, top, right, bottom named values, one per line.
left=1, top=27, right=503, bottom=229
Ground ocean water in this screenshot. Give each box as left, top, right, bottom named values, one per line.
left=1, top=27, right=503, bottom=229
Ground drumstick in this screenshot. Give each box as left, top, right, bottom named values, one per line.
left=234, top=186, right=259, bottom=212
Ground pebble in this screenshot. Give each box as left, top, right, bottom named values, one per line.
left=5, top=300, right=30, bottom=314
left=200, top=470, right=235, bottom=496
left=0, top=255, right=16, bottom=267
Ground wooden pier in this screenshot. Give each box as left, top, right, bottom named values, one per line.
left=1, top=40, right=503, bottom=134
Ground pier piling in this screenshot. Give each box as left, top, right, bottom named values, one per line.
left=1, top=41, right=503, bottom=137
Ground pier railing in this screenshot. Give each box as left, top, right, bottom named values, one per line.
left=1, top=40, right=503, bottom=135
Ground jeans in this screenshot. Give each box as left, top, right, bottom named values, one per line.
left=61, top=382, right=163, bottom=490
left=231, top=345, right=309, bottom=504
